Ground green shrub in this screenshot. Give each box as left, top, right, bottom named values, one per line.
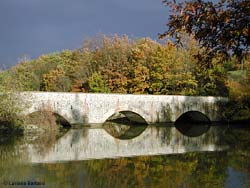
left=223, top=57, right=250, bottom=122
left=0, top=93, right=24, bottom=134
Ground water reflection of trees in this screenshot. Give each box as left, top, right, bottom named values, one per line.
left=28, top=128, right=69, bottom=157
left=0, top=151, right=244, bottom=188
left=14, top=152, right=228, bottom=188
left=0, top=128, right=69, bottom=175
left=0, top=135, right=28, bottom=181
left=1, top=126, right=250, bottom=187
left=224, top=126, right=250, bottom=184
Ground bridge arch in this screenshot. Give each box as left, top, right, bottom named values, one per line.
left=103, top=109, right=148, bottom=140
left=175, top=110, right=211, bottom=125
left=102, top=108, right=149, bottom=124
left=25, top=110, right=71, bottom=128
left=175, top=111, right=211, bottom=137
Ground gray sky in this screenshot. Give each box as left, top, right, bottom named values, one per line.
left=0, top=0, right=168, bottom=67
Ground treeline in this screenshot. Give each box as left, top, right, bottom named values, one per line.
left=0, top=35, right=237, bottom=96
left=0, top=35, right=249, bottom=121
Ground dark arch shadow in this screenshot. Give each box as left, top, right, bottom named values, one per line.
left=26, top=111, right=71, bottom=128
left=103, top=111, right=148, bottom=140
left=175, top=111, right=211, bottom=137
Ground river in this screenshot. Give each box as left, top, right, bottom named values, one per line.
left=0, top=122, right=250, bottom=188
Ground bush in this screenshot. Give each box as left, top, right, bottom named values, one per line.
left=0, top=93, right=24, bottom=134
left=223, top=57, right=250, bottom=122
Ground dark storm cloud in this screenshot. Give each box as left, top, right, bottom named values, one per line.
left=0, top=0, right=168, bottom=67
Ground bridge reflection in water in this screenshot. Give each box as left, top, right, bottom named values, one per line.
left=25, top=123, right=228, bottom=163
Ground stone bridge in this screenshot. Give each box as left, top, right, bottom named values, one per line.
left=18, top=92, right=227, bottom=126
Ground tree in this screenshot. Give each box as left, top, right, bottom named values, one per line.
left=148, top=42, right=198, bottom=95
left=160, top=0, right=250, bottom=66
left=42, top=68, right=72, bottom=92
left=88, top=72, right=111, bottom=93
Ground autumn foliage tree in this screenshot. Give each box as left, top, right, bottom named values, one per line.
left=0, top=35, right=230, bottom=96
left=160, top=0, right=250, bottom=65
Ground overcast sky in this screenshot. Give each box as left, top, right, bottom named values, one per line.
left=0, top=0, right=168, bottom=67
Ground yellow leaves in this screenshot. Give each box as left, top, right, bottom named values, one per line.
left=42, top=68, right=69, bottom=92
left=147, top=40, right=198, bottom=95
left=131, top=47, right=145, bottom=61
left=134, top=66, right=150, bottom=82
left=0, top=35, right=204, bottom=95
left=227, top=79, right=250, bottom=100
left=128, top=65, right=150, bottom=94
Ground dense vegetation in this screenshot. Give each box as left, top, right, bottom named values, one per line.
left=0, top=35, right=249, bottom=122
left=0, top=35, right=230, bottom=95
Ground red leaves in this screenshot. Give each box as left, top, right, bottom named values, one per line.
left=161, top=0, right=250, bottom=64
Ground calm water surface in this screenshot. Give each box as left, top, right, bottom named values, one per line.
left=0, top=123, right=250, bottom=188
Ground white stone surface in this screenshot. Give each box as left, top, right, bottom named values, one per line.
left=18, top=92, right=228, bottom=125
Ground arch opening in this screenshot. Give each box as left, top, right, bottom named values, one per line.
left=175, top=111, right=211, bottom=125
left=26, top=111, right=71, bottom=129
left=103, top=111, right=148, bottom=140
left=175, top=111, right=211, bottom=137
